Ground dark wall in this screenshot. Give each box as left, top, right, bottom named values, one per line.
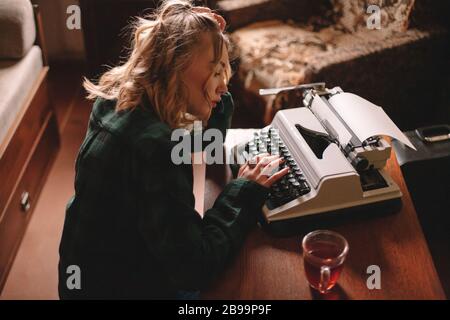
left=80, top=0, right=214, bottom=78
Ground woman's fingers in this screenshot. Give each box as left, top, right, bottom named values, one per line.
left=238, top=161, right=249, bottom=175
left=264, top=167, right=290, bottom=187
left=212, top=13, right=226, bottom=31
left=238, top=153, right=290, bottom=188
left=254, top=154, right=279, bottom=172
left=260, top=157, right=285, bottom=177
left=248, top=153, right=269, bottom=167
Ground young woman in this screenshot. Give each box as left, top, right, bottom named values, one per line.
left=58, top=0, right=289, bottom=299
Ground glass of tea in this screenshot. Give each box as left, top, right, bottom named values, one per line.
left=302, top=230, right=349, bottom=294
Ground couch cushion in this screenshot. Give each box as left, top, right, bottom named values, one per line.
left=232, top=19, right=430, bottom=89
left=231, top=0, right=418, bottom=90
left=0, top=0, right=36, bottom=59
left=334, top=0, right=415, bottom=33
left=0, top=46, right=43, bottom=153
left=231, top=19, right=432, bottom=124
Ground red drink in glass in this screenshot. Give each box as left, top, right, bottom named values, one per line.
left=302, top=231, right=349, bottom=294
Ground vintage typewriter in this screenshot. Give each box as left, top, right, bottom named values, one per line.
left=232, top=83, right=416, bottom=232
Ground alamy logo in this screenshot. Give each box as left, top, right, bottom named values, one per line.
left=66, top=265, right=81, bottom=290
left=66, top=5, right=81, bottom=30
left=366, top=265, right=381, bottom=289
left=366, top=5, right=381, bottom=30
left=171, top=121, right=259, bottom=166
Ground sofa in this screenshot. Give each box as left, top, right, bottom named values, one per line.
left=0, top=0, right=60, bottom=292
left=219, top=0, right=449, bottom=129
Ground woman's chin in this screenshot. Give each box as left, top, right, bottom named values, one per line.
left=189, top=104, right=214, bottom=122
left=200, top=107, right=213, bottom=122
left=203, top=111, right=212, bottom=122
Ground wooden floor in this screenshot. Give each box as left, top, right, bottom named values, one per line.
left=0, top=62, right=90, bottom=300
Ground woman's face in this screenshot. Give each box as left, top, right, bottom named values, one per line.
left=183, top=33, right=229, bottom=122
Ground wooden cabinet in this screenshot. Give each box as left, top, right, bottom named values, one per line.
left=0, top=69, right=60, bottom=292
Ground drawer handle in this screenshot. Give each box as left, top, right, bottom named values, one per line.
left=21, top=192, right=31, bottom=212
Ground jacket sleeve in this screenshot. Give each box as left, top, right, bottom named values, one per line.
left=136, top=158, right=269, bottom=291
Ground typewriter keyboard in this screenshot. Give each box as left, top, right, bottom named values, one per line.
left=245, top=127, right=311, bottom=209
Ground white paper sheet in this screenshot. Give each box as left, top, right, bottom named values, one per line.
left=329, top=93, right=417, bottom=150
left=310, top=95, right=353, bottom=146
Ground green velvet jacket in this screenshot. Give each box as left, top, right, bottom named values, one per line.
left=58, top=93, right=269, bottom=299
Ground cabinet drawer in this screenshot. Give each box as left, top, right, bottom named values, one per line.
left=0, top=114, right=59, bottom=291
left=0, top=70, right=52, bottom=216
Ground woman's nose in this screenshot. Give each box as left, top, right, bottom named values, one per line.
left=217, top=79, right=228, bottom=96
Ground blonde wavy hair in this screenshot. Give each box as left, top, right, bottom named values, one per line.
left=83, top=0, right=231, bottom=128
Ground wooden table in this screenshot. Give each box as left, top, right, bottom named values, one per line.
left=199, top=130, right=446, bottom=300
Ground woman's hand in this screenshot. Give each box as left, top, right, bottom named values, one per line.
left=237, top=153, right=290, bottom=188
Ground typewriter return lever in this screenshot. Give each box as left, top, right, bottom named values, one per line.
left=259, top=82, right=326, bottom=96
